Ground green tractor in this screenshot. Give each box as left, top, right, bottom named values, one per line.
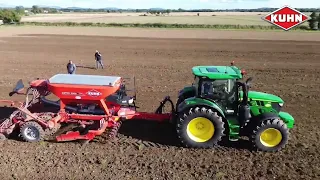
left=174, top=63, right=294, bottom=152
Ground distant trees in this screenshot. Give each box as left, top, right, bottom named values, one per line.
left=15, top=6, right=25, bottom=15
left=147, top=9, right=171, bottom=16
left=0, top=9, right=21, bottom=23
left=1, top=5, right=320, bottom=31
left=318, top=13, right=320, bottom=30
left=29, top=5, right=59, bottom=14
left=308, top=11, right=320, bottom=30
left=31, top=5, right=42, bottom=14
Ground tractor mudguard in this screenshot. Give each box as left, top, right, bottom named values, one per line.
left=176, top=86, right=196, bottom=109
left=251, top=112, right=280, bottom=123
left=176, top=86, right=196, bottom=106
left=177, top=97, right=225, bottom=118
left=178, top=86, right=196, bottom=97
left=279, top=111, right=294, bottom=129
left=251, top=112, right=294, bottom=129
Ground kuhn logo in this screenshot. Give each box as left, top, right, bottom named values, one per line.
left=86, top=90, right=102, bottom=97
left=262, top=5, right=310, bottom=31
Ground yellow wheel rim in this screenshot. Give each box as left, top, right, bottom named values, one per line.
left=186, top=117, right=215, bottom=143
left=260, top=128, right=282, bottom=147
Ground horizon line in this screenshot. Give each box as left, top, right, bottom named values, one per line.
left=0, top=5, right=318, bottom=10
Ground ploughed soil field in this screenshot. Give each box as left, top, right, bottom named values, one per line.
left=0, top=28, right=319, bottom=179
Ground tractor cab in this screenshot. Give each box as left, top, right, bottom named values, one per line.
left=195, top=75, right=238, bottom=115
left=177, top=64, right=245, bottom=116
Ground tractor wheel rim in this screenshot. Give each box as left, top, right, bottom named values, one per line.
left=187, top=117, right=214, bottom=143
left=260, top=128, right=282, bottom=147
left=24, top=126, right=40, bottom=141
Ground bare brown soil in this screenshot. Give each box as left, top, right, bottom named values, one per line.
left=0, top=28, right=319, bottom=180
left=1, top=26, right=320, bottom=41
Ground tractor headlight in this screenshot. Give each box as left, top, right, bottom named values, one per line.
left=279, top=103, right=284, bottom=107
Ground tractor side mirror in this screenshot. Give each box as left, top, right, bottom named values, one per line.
left=246, top=77, right=253, bottom=84
left=245, top=77, right=253, bottom=89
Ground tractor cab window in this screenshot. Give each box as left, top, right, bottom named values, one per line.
left=200, top=79, right=237, bottom=109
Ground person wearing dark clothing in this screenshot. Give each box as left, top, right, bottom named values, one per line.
left=67, top=60, right=76, bottom=74
left=94, top=50, right=104, bottom=69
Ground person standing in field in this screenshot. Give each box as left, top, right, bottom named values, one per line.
left=67, top=60, right=76, bottom=74
left=95, top=50, right=104, bottom=69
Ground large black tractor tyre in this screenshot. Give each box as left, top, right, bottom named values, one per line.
left=250, top=118, right=289, bottom=152
left=176, top=96, right=184, bottom=109
left=176, top=107, right=225, bottom=148
left=20, top=121, right=45, bottom=143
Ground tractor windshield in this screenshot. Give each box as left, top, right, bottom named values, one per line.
left=200, top=79, right=237, bottom=110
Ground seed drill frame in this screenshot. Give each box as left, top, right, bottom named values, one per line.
left=0, top=74, right=174, bottom=142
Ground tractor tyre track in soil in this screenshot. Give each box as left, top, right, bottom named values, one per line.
left=0, top=32, right=319, bottom=179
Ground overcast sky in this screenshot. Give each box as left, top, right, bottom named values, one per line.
left=0, top=0, right=318, bottom=9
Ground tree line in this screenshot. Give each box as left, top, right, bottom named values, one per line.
left=2, top=6, right=320, bottom=13
left=56, top=7, right=320, bottom=13
left=1, top=6, right=320, bottom=30
left=0, top=5, right=59, bottom=23
left=308, top=12, right=320, bottom=30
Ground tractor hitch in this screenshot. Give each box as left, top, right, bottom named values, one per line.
left=155, top=96, right=175, bottom=114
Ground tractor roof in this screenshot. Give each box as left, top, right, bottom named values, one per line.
left=192, top=66, right=242, bottom=80
left=49, top=74, right=122, bottom=87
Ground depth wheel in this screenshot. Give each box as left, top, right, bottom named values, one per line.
left=20, top=121, right=45, bottom=142
left=176, top=107, right=225, bottom=148
left=250, top=118, right=289, bottom=152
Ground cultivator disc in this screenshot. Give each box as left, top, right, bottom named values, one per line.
left=32, top=113, right=60, bottom=137
left=0, top=118, right=13, bottom=133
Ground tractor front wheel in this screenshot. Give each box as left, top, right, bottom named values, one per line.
left=20, top=121, right=45, bottom=143
left=250, top=118, right=289, bottom=152
left=176, top=107, right=225, bottom=148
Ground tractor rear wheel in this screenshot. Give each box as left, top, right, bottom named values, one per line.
left=250, top=118, right=289, bottom=152
left=20, top=121, right=45, bottom=142
left=176, top=107, right=225, bottom=148
left=176, top=96, right=184, bottom=109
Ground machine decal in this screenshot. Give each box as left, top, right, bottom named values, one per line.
left=62, top=92, right=84, bottom=96
left=86, top=89, right=102, bottom=97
